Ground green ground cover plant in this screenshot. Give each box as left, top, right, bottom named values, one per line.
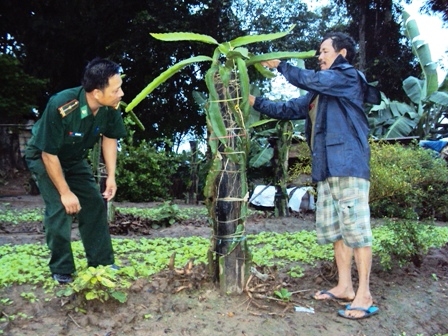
left=1, top=224, right=447, bottom=289
left=0, top=206, right=43, bottom=224
left=0, top=204, right=207, bottom=227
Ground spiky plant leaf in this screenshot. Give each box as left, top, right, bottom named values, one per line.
left=150, top=32, right=218, bottom=45
left=125, top=56, right=212, bottom=112
left=246, top=51, right=316, bottom=66
left=229, top=24, right=296, bottom=47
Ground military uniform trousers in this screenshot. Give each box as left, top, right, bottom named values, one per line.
left=26, top=157, right=114, bottom=274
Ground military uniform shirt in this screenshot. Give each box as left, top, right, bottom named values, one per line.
left=28, top=86, right=127, bottom=166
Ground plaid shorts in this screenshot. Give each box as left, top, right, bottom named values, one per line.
left=315, top=176, right=372, bottom=248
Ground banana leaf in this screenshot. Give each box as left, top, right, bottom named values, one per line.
left=403, top=76, right=424, bottom=105
left=249, top=146, right=274, bottom=168
left=439, top=73, right=448, bottom=93
left=249, top=118, right=278, bottom=128
left=384, top=115, right=419, bottom=138
left=403, top=11, right=439, bottom=97
left=429, top=91, right=448, bottom=106
left=389, top=101, right=417, bottom=118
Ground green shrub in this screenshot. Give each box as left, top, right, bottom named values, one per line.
left=116, top=140, right=184, bottom=202
left=370, top=140, right=448, bottom=220
left=288, top=140, right=312, bottom=186
left=286, top=140, right=448, bottom=220
left=373, top=219, right=446, bottom=270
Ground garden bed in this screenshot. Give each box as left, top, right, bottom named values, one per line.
left=0, top=188, right=447, bottom=335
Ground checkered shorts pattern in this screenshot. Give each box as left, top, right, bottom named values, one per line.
left=316, top=177, right=372, bottom=248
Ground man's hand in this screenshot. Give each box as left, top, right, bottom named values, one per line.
left=261, top=59, right=281, bottom=69
left=61, top=191, right=81, bottom=215
left=41, top=152, right=81, bottom=214
left=102, top=176, right=117, bottom=201
left=249, top=95, right=256, bottom=106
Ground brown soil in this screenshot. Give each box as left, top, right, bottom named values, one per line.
left=1, top=173, right=448, bottom=336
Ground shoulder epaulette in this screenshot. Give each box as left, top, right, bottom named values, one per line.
left=58, top=99, right=79, bottom=118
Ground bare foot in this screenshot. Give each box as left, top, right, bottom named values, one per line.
left=313, top=289, right=355, bottom=303
left=342, top=295, right=374, bottom=319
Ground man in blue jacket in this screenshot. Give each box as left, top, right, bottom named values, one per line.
left=249, top=32, right=380, bottom=319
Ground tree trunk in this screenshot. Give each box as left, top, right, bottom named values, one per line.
left=358, top=1, right=367, bottom=71
left=269, top=120, right=293, bottom=217
left=206, top=73, right=251, bottom=294
left=187, top=140, right=199, bottom=204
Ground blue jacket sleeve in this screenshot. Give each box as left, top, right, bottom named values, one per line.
left=253, top=95, right=310, bottom=120
left=277, top=61, right=359, bottom=99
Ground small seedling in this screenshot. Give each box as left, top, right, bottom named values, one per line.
left=274, top=288, right=292, bottom=302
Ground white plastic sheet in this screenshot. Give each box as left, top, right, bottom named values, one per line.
left=249, top=185, right=315, bottom=212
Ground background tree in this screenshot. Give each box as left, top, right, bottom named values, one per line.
left=0, top=0, right=440, bottom=145
left=0, top=54, right=46, bottom=123
left=420, top=0, right=448, bottom=21
left=334, top=0, right=419, bottom=101
left=0, top=0, right=345, bottom=137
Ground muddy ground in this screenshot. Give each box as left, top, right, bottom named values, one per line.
left=0, top=174, right=448, bottom=336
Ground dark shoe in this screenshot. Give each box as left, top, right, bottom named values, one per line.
left=52, top=273, right=73, bottom=284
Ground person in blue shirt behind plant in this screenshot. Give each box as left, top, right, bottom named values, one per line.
left=249, top=32, right=380, bottom=320
left=419, top=139, right=448, bottom=161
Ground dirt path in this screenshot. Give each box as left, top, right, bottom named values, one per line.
left=1, top=194, right=448, bottom=336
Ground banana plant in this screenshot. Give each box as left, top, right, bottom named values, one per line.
left=370, top=11, right=448, bottom=139
left=125, top=26, right=314, bottom=294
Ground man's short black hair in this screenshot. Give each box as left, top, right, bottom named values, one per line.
left=82, top=58, right=121, bottom=92
left=321, top=32, right=357, bottom=64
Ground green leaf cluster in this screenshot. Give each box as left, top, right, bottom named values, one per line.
left=0, top=208, right=43, bottom=224
left=116, top=140, right=184, bottom=202
left=274, top=288, right=292, bottom=301
left=288, top=141, right=312, bottom=185
left=1, top=217, right=448, bottom=291
left=368, top=11, right=448, bottom=140
left=0, top=54, right=47, bottom=123
left=56, top=265, right=130, bottom=303
left=117, top=202, right=188, bottom=228
left=369, top=140, right=448, bottom=220
left=372, top=220, right=448, bottom=270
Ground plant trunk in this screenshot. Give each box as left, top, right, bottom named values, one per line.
left=269, top=121, right=292, bottom=217
left=206, top=73, right=251, bottom=294
left=187, top=140, right=199, bottom=204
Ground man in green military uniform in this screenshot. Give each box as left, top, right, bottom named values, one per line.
left=25, top=58, right=127, bottom=284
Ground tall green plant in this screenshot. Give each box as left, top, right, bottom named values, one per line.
left=369, top=11, right=448, bottom=139
left=124, top=26, right=314, bottom=293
